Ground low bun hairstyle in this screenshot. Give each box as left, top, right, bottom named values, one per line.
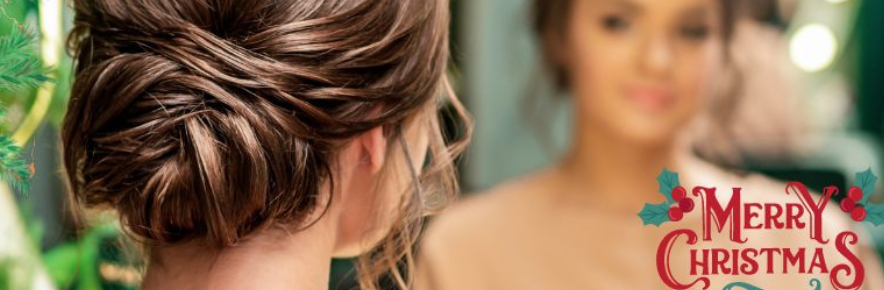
left=62, top=0, right=470, bottom=288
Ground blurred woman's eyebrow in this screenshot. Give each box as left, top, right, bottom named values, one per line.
left=598, top=0, right=641, bottom=13
left=679, top=5, right=713, bottom=22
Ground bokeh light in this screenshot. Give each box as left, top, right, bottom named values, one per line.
left=789, top=24, right=838, bottom=72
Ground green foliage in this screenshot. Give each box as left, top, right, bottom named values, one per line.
left=0, top=259, right=8, bottom=290
left=857, top=169, right=882, bottom=225
left=639, top=169, right=683, bottom=226
left=857, top=168, right=878, bottom=205
left=0, top=4, right=53, bottom=290
left=0, top=24, right=48, bottom=196
left=0, top=26, right=50, bottom=91
left=866, top=203, right=884, bottom=226
left=638, top=202, right=671, bottom=226
left=0, top=134, right=29, bottom=194
left=657, top=168, right=680, bottom=204
left=43, top=222, right=141, bottom=290
left=0, top=255, right=36, bottom=290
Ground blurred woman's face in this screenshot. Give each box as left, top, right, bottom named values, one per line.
left=561, top=0, right=725, bottom=145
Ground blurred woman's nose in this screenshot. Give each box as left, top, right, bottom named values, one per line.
left=640, top=33, right=674, bottom=79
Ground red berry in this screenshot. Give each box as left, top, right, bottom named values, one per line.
left=848, top=186, right=863, bottom=202
left=851, top=206, right=867, bottom=222
left=841, top=198, right=856, bottom=212
left=668, top=207, right=684, bottom=221
left=671, top=186, right=687, bottom=202
left=679, top=198, right=695, bottom=212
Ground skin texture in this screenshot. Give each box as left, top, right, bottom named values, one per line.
left=416, top=0, right=884, bottom=289
left=143, top=114, right=430, bottom=290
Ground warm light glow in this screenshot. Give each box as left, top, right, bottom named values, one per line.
left=789, top=24, right=838, bottom=72
left=826, top=0, right=848, bottom=3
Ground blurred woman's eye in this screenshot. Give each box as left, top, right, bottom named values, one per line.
left=601, top=14, right=630, bottom=33
left=679, top=24, right=710, bottom=41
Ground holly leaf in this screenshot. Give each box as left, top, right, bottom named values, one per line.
left=657, top=168, right=680, bottom=204
left=857, top=168, right=878, bottom=204
left=865, top=203, right=884, bottom=226
left=639, top=202, right=671, bottom=226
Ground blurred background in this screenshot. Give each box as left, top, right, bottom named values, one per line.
left=0, top=0, right=881, bottom=289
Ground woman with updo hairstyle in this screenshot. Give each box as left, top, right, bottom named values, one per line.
left=417, top=0, right=883, bottom=289
left=62, top=0, right=469, bottom=289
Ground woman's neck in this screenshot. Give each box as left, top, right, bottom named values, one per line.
left=141, top=220, right=337, bottom=290
left=556, top=123, right=688, bottom=212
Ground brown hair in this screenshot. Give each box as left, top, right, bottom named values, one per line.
left=62, top=0, right=470, bottom=288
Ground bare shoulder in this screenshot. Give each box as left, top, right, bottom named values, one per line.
left=421, top=168, right=556, bottom=253
left=416, top=168, right=558, bottom=289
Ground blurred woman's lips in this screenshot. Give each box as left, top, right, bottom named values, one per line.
left=624, top=85, right=675, bottom=112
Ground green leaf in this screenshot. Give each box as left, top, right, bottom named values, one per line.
left=0, top=134, right=30, bottom=195
left=865, top=203, right=884, bottom=226
left=857, top=168, right=878, bottom=204
left=43, top=243, right=82, bottom=287
left=657, top=168, right=680, bottom=204
left=0, top=26, right=52, bottom=91
left=639, top=202, right=671, bottom=226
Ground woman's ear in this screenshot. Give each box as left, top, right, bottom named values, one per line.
left=357, top=126, right=388, bottom=174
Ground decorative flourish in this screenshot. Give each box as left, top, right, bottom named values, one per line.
left=722, top=278, right=821, bottom=290
left=722, top=281, right=765, bottom=290
left=809, top=278, right=822, bottom=290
